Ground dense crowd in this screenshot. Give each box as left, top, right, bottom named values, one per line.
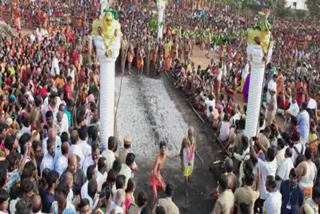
left=0, top=0, right=320, bottom=214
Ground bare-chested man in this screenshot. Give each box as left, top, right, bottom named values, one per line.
left=149, top=141, right=179, bottom=208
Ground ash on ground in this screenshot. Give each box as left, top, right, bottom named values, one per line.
left=115, top=75, right=189, bottom=158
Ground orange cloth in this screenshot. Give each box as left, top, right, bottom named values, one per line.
left=137, top=59, right=143, bottom=69
left=149, top=172, right=164, bottom=192
left=303, top=186, right=313, bottom=200
left=164, top=57, right=170, bottom=71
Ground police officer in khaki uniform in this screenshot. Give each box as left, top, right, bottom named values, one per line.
left=117, top=134, right=133, bottom=164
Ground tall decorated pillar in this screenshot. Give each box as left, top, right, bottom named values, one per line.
left=92, top=9, right=122, bottom=149
left=157, top=0, right=166, bottom=41
left=244, top=11, right=273, bottom=138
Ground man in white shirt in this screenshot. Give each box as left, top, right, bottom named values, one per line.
left=119, top=153, right=137, bottom=188
left=78, top=126, right=92, bottom=160
left=97, top=157, right=108, bottom=192
left=291, top=132, right=305, bottom=166
left=101, top=136, right=118, bottom=171
left=81, top=165, right=97, bottom=199
left=204, top=94, right=215, bottom=119
left=82, top=143, right=100, bottom=176
left=157, top=183, right=180, bottom=214
left=54, top=111, right=69, bottom=136
left=250, top=139, right=277, bottom=204
left=276, top=148, right=294, bottom=189
left=40, top=139, right=58, bottom=175
left=51, top=53, right=60, bottom=76
left=307, top=97, right=318, bottom=119
left=267, top=74, right=277, bottom=103
left=289, top=98, right=299, bottom=117
left=70, top=130, right=85, bottom=168
left=42, top=128, right=61, bottom=156
left=263, top=176, right=282, bottom=214
left=55, top=141, right=70, bottom=177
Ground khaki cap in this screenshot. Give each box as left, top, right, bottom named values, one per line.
left=124, top=134, right=132, bottom=145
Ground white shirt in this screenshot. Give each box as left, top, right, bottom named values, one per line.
left=51, top=57, right=60, bottom=76
left=118, top=164, right=132, bottom=188
left=307, top=98, right=317, bottom=109
left=101, top=149, right=115, bottom=171
left=54, top=114, right=69, bottom=135
left=70, top=144, right=85, bottom=168
left=40, top=153, right=57, bottom=175
left=81, top=181, right=88, bottom=199
left=289, top=102, right=299, bottom=117
left=277, top=157, right=294, bottom=180
left=97, top=170, right=108, bottom=192
left=54, top=155, right=68, bottom=177
left=257, top=159, right=277, bottom=200
left=291, top=143, right=305, bottom=165
left=263, top=190, right=282, bottom=214
left=205, top=98, right=215, bottom=118
left=80, top=140, right=92, bottom=159
left=42, top=137, right=62, bottom=156
left=82, top=156, right=94, bottom=176
left=67, top=188, right=74, bottom=203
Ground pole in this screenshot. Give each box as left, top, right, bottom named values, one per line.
left=93, top=19, right=122, bottom=150
left=156, top=0, right=166, bottom=42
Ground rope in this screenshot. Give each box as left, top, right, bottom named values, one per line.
left=114, top=9, right=135, bottom=131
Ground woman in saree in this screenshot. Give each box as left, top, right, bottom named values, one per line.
left=14, top=7, right=21, bottom=32
left=242, top=73, right=250, bottom=102
left=297, top=86, right=309, bottom=106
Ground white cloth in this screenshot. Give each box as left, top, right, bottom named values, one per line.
left=70, top=144, right=85, bottom=168
left=205, top=98, right=215, bottom=118
left=299, top=161, right=317, bottom=188
left=54, top=155, right=68, bottom=177
left=80, top=181, right=88, bottom=199
left=9, top=197, right=20, bottom=214
left=257, top=159, right=277, bottom=200
left=82, top=156, right=95, bottom=176
left=267, top=79, right=277, bottom=102
left=20, top=125, right=31, bottom=135
left=307, top=98, right=317, bottom=109
left=118, top=164, right=132, bottom=188
left=304, top=197, right=319, bottom=214
left=277, top=157, right=294, bottom=180
left=241, top=63, right=249, bottom=79
left=42, top=137, right=62, bottom=156
left=263, top=190, right=282, bottom=214
left=289, top=102, right=299, bottom=117
left=219, top=121, right=229, bottom=142
left=54, top=114, right=69, bottom=135
left=291, top=143, right=305, bottom=166
left=97, top=171, right=108, bottom=192
left=101, top=149, right=116, bottom=171
left=80, top=140, right=92, bottom=159
left=67, top=188, right=74, bottom=203
left=40, top=153, right=57, bottom=175
left=50, top=57, right=60, bottom=76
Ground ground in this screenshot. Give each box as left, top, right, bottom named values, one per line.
left=114, top=47, right=221, bottom=213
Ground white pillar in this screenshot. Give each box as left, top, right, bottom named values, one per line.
left=244, top=44, right=272, bottom=138
left=157, top=1, right=166, bottom=41
left=100, top=0, right=108, bottom=16
left=93, top=35, right=121, bottom=149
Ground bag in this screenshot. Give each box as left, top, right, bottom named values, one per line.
left=293, top=145, right=305, bottom=167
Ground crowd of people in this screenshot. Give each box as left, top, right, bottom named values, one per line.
left=0, top=0, right=320, bottom=213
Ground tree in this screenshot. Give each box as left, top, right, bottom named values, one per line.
left=306, top=0, right=320, bottom=17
